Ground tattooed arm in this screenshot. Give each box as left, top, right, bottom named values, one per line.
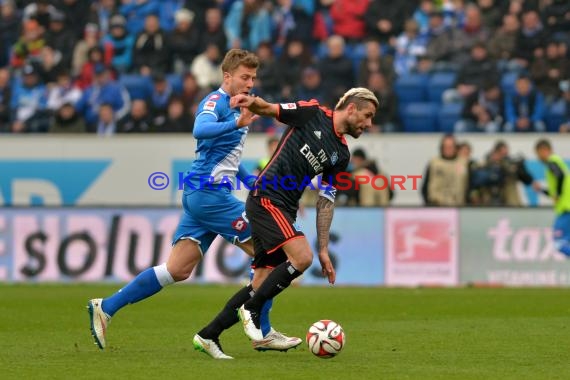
left=316, top=196, right=336, bottom=284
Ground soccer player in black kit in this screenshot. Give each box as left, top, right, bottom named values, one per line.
left=194, top=88, right=379, bottom=352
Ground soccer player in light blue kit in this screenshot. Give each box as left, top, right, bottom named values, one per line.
left=87, top=49, right=301, bottom=359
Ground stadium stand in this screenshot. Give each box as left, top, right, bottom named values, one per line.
left=0, top=0, right=567, bottom=134
left=401, top=101, right=438, bottom=132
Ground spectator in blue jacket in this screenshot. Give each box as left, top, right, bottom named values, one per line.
left=413, top=0, right=434, bottom=34
left=224, top=0, right=271, bottom=51
left=504, top=73, right=546, bottom=132
left=119, top=0, right=160, bottom=36
left=91, top=0, right=117, bottom=36
left=296, top=66, right=324, bottom=104
left=149, top=71, right=173, bottom=125
left=10, top=64, right=49, bottom=133
left=75, top=64, right=131, bottom=129
left=102, top=15, right=135, bottom=73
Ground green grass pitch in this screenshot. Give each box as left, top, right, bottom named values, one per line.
left=1, top=284, right=570, bottom=380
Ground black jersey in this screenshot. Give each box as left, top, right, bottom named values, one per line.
left=253, top=100, right=350, bottom=214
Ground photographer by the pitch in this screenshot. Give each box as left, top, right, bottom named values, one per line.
left=470, top=140, right=538, bottom=206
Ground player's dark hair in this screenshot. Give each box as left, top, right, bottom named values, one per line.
left=535, top=139, right=552, bottom=151
left=221, top=49, right=259, bottom=74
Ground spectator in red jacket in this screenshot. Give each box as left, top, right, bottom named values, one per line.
left=330, top=0, right=370, bottom=43
left=76, top=46, right=113, bottom=90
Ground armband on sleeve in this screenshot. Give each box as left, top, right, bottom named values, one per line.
left=319, top=185, right=337, bottom=202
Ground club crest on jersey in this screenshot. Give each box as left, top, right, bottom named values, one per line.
left=204, top=101, right=216, bottom=111
left=231, top=216, right=248, bottom=232
left=331, top=151, right=338, bottom=165
left=280, top=103, right=297, bottom=110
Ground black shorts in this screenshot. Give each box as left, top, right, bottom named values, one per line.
left=245, top=194, right=305, bottom=269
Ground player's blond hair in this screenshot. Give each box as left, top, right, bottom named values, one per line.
left=221, top=49, right=259, bottom=74
left=335, top=87, right=380, bottom=110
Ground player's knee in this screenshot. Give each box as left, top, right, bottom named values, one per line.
left=169, top=267, right=191, bottom=282
left=251, top=274, right=265, bottom=290
left=166, top=240, right=201, bottom=281
left=166, top=259, right=199, bottom=282
left=293, top=250, right=313, bottom=271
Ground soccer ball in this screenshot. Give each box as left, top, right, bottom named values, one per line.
left=306, top=320, right=345, bottom=358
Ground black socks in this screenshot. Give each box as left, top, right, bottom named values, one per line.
left=244, top=261, right=302, bottom=312
left=198, top=284, right=255, bottom=339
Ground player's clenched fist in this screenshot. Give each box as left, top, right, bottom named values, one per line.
left=230, top=94, right=254, bottom=108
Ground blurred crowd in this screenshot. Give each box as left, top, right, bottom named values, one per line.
left=0, top=0, right=569, bottom=134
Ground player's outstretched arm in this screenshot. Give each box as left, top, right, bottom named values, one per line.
left=231, top=94, right=278, bottom=117
left=316, top=196, right=336, bottom=285
left=193, top=112, right=241, bottom=139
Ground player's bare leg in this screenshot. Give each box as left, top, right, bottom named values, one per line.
left=88, top=240, right=201, bottom=349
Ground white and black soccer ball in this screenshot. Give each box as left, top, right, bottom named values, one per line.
left=306, top=319, right=346, bottom=358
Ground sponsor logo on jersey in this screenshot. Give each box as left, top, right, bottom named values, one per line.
left=313, top=131, right=321, bottom=139
left=209, top=94, right=221, bottom=101
left=299, top=144, right=328, bottom=173
left=231, top=216, right=248, bottom=232
left=280, top=103, right=297, bottom=110
left=204, top=101, right=216, bottom=111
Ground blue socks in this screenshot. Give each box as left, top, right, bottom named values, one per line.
left=260, top=298, right=273, bottom=336
left=100, top=261, right=275, bottom=336
left=102, top=264, right=174, bottom=317
left=250, top=267, right=273, bottom=336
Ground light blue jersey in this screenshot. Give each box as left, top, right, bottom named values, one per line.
left=96, top=87, right=273, bottom=339
left=172, top=87, right=253, bottom=253
left=187, top=88, right=248, bottom=189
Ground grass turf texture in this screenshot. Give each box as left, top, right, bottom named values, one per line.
left=1, top=285, right=570, bottom=380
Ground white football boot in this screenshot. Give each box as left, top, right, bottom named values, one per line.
left=238, top=305, right=264, bottom=341
left=252, top=328, right=303, bottom=352
left=87, top=298, right=111, bottom=349
left=193, top=334, right=233, bottom=359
